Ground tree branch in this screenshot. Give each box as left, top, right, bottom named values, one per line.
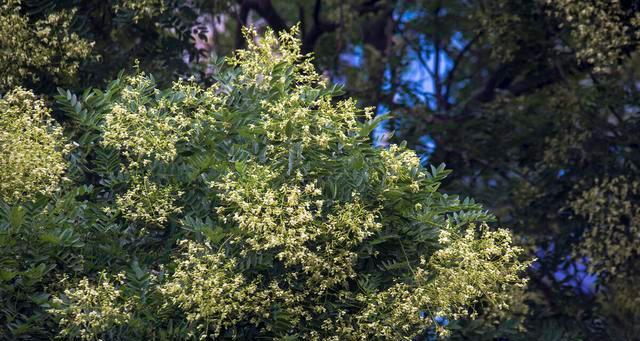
left=234, top=2, right=250, bottom=49
left=301, top=0, right=339, bottom=53
left=239, top=0, right=287, bottom=32
left=444, top=31, right=482, bottom=105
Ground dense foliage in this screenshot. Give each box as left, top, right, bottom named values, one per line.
left=3, top=0, right=640, bottom=339
left=0, top=27, right=527, bottom=339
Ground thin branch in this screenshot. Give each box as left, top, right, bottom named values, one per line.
left=433, top=1, right=444, bottom=110
left=444, top=31, right=482, bottom=104
left=301, top=0, right=341, bottom=53
left=588, top=72, right=625, bottom=128
left=240, top=0, right=287, bottom=32
left=234, top=2, right=250, bottom=49
left=397, top=29, right=435, bottom=78
left=299, top=4, right=305, bottom=38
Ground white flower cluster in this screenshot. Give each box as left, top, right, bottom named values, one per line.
left=159, top=240, right=304, bottom=339
left=0, top=0, right=93, bottom=90
left=50, top=272, right=133, bottom=341
left=103, top=73, right=191, bottom=163
left=116, top=175, right=183, bottom=227
left=213, top=164, right=381, bottom=291
left=571, top=176, right=640, bottom=276
left=379, top=144, right=423, bottom=191
left=353, top=223, right=528, bottom=338
left=0, top=88, right=71, bottom=203
left=547, top=0, right=640, bottom=72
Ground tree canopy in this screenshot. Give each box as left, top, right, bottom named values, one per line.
left=2, top=0, right=640, bottom=339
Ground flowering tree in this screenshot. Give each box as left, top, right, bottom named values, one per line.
left=1, top=27, right=527, bottom=339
